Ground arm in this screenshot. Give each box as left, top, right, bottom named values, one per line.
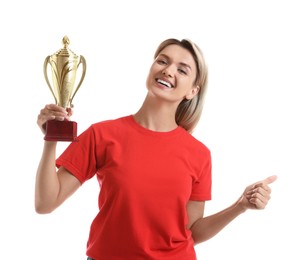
left=187, top=175, right=277, bottom=244
left=35, top=104, right=81, bottom=214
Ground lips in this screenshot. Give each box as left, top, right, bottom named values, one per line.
left=156, top=78, right=174, bottom=88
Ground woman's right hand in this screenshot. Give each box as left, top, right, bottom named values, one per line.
left=37, top=104, right=73, bottom=134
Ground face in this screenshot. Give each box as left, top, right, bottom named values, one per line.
left=146, top=44, right=200, bottom=104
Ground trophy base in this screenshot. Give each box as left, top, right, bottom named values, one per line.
left=44, top=120, right=78, bottom=142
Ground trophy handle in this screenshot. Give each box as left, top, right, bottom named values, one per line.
left=70, top=55, right=86, bottom=107
left=43, top=56, right=58, bottom=104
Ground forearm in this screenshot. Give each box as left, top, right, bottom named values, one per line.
left=35, top=141, right=60, bottom=213
left=191, top=197, right=246, bottom=244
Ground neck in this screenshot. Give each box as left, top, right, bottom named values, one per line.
left=134, top=96, right=179, bottom=132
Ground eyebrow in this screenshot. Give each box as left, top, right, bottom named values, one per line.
left=158, top=53, right=192, bottom=71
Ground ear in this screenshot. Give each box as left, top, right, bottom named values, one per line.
left=185, top=85, right=200, bottom=100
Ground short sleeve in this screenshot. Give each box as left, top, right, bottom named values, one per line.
left=189, top=150, right=212, bottom=201
left=56, top=125, right=98, bottom=184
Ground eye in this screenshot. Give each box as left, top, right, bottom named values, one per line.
left=157, top=59, right=168, bottom=65
left=178, top=67, right=188, bottom=75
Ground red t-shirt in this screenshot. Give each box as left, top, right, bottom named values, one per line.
left=56, top=115, right=212, bottom=260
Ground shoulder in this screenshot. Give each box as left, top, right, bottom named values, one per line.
left=179, top=128, right=211, bottom=156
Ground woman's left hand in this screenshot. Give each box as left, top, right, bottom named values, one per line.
left=239, top=175, right=277, bottom=210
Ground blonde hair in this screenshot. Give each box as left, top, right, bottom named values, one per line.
left=154, top=39, right=208, bottom=133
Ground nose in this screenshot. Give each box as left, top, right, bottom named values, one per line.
left=162, top=65, right=175, bottom=77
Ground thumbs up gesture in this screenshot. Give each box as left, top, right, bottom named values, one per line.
left=239, top=175, right=277, bottom=210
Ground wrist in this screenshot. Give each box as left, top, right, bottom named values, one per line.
left=44, top=140, right=58, bottom=148
left=234, top=196, right=248, bottom=214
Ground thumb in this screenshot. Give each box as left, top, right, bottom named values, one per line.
left=260, top=175, right=278, bottom=185
left=251, top=175, right=277, bottom=190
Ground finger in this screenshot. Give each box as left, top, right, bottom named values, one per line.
left=37, top=104, right=66, bottom=136
left=257, top=186, right=271, bottom=197
left=255, top=189, right=270, bottom=201
left=247, top=186, right=272, bottom=209
left=37, top=113, right=55, bottom=123
left=248, top=190, right=270, bottom=208
left=249, top=196, right=268, bottom=209
left=45, top=104, right=67, bottom=113
left=66, top=107, right=74, bottom=117
left=247, top=186, right=271, bottom=197
left=252, top=175, right=277, bottom=189
left=259, top=175, right=278, bottom=185
left=38, top=110, right=63, bottom=122
left=42, top=104, right=70, bottom=120
left=262, top=175, right=278, bottom=185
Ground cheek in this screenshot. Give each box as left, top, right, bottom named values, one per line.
left=145, top=74, right=153, bottom=90
left=146, top=68, right=156, bottom=89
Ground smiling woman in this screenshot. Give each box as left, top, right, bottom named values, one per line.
left=148, top=39, right=208, bottom=133
left=34, top=38, right=276, bottom=260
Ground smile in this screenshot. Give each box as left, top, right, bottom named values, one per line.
left=157, top=79, right=174, bottom=88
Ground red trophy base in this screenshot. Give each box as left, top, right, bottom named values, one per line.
left=44, top=120, right=78, bottom=142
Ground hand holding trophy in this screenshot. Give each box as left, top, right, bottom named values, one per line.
left=43, top=36, right=86, bottom=142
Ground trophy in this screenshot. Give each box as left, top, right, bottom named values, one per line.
left=43, top=36, right=86, bottom=142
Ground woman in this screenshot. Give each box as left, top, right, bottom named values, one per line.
left=35, top=38, right=277, bottom=260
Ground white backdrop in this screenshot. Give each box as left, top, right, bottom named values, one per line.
left=0, top=0, right=300, bottom=259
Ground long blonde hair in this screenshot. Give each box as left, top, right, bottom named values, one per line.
left=154, top=39, right=208, bottom=133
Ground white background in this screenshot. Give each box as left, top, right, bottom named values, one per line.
left=0, top=0, right=300, bottom=259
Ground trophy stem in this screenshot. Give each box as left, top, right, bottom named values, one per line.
left=44, top=120, right=78, bottom=142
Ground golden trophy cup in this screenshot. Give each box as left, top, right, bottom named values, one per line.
left=43, top=36, right=86, bottom=141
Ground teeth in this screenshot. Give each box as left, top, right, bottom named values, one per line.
left=158, top=79, right=172, bottom=88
